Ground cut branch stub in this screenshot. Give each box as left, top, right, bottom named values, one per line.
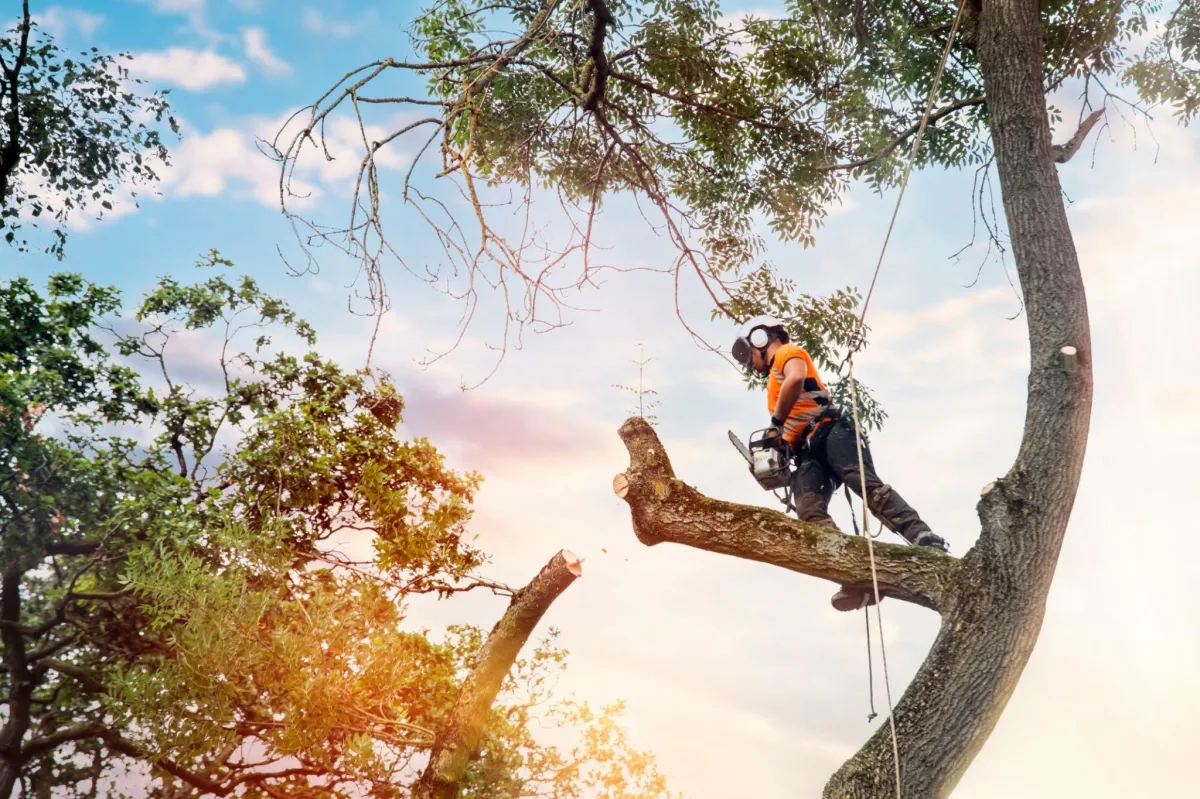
left=1050, top=108, right=1105, bottom=164
left=413, top=549, right=581, bottom=799
left=614, top=417, right=957, bottom=613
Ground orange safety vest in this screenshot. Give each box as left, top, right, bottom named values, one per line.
left=766, top=343, right=833, bottom=445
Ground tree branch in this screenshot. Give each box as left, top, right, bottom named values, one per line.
left=413, top=549, right=582, bottom=799
left=20, top=722, right=104, bottom=762
left=0, top=557, right=35, bottom=797
left=1051, top=108, right=1104, bottom=163
left=812, top=95, right=986, bottom=173
left=42, top=659, right=106, bottom=694
left=0, top=0, right=31, bottom=206
left=45, top=540, right=101, bottom=557
left=99, top=731, right=229, bottom=796
left=581, top=0, right=615, bottom=111
left=612, top=417, right=957, bottom=612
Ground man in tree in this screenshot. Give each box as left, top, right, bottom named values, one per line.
left=732, top=317, right=948, bottom=610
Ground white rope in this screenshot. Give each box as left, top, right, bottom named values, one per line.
left=844, top=3, right=969, bottom=797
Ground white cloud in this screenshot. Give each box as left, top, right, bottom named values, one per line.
left=241, top=27, right=291, bottom=76
left=301, top=8, right=362, bottom=38
left=136, top=0, right=226, bottom=46
left=156, top=108, right=410, bottom=209
left=128, top=47, right=245, bottom=91
left=162, top=123, right=292, bottom=207
left=145, top=0, right=205, bottom=12
left=716, top=7, right=786, bottom=60
left=32, top=7, right=106, bottom=40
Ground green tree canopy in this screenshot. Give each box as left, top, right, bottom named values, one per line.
left=0, top=262, right=675, bottom=798
left=277, top=0, right=1194, bottom=376
left=1, top=1, right=177, bottom=259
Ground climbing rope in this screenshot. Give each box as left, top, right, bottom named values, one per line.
left=841, top=2, right=969, bottom=797
left=846, top=485, right=878, bottom=723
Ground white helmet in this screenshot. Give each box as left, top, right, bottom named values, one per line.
left=732, top=315, right=789, bottom=366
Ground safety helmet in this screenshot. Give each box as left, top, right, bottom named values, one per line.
left=731, top=315, right=789, bottom=366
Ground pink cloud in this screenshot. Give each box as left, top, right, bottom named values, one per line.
left=397, top=380, right=601, bottom=471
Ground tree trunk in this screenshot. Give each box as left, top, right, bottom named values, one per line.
left=615, top=0, right=1093, bottom=794
left=413, top=550, right=583, bottom=799
left=0, top=559, right=34, bottom=799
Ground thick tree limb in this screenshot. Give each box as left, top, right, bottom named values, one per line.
left=613, top=417, right=957, bottom=612
left=580, top=0, right=615, bottom=111
left=1051, top=108, right=1104, bottom=163
left=413, top=549, right=582, bottom=799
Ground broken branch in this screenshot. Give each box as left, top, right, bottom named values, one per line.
left=1051, top=108, right=1105, bottom=163
left=614, top=418, right=957, bottom=612
left=413, top=549, right=582, bottom=799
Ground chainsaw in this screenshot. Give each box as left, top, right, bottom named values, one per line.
left=728, top=428, right=794, bottom=491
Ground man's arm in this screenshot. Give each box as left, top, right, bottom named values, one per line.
left=771, top=357, right=808, bottom=423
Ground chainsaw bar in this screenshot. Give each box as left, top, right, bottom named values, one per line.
left=728, top=430, right=753, bottom=466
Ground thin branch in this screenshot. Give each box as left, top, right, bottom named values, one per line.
left=812, top=96, right=986, bottom=172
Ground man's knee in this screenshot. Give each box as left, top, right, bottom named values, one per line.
left=793, top=498, right=837, bottom=528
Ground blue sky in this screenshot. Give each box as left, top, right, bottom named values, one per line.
left=5, top=2, right=1200, bottom=797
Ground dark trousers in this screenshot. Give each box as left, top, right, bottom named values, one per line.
left=791, top=420, right=932, bottom=542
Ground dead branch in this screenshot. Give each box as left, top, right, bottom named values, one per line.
left=413, top=549, right=582, bottom=799
left=613, top=418, right=957, bottom=611
left=1051, top=108, right=1105, bottom=163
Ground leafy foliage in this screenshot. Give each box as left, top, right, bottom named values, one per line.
left=0, top=264, right=675, bottom=798
left=0, top=7, right=177, bottom=259
left=1125, top=0, right=1200, bottom=121
left=286, top=0, right=1200, bottom=394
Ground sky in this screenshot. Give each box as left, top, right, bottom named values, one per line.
left=3, top=2, right=1200, bottom=797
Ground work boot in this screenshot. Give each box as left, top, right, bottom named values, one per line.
left=867, top=484, right=950, bottom=551
left=831, top=585, right=878, bottom=612
left=913, top=531, right=949, bottom=552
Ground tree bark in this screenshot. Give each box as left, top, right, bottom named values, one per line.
left=413, top=550, right=582, bottom=799
left=613, top=423, right=958, bottom=612
left=615, top=0, right=1092, bottom=791
left=0, top=558, right=34, bottom=799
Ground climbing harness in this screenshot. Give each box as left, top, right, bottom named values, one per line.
left=840, top=0, right=971, bottom=796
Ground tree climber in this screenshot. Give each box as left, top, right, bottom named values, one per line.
left=731, top=317, right=949, bottom=611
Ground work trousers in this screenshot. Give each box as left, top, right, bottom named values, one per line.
left=790, top=420, right=932, bottom=542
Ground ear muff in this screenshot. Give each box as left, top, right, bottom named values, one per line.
left=748, top=326, right=770, bottom=348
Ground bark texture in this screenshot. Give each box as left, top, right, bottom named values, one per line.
left=614, top=421, right=958, bottom=612
left=413, top=550, right=582, bottom=799
left=615, top=1, right=1092, bottom=793
left=0, top=558, right=34, bottom=799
